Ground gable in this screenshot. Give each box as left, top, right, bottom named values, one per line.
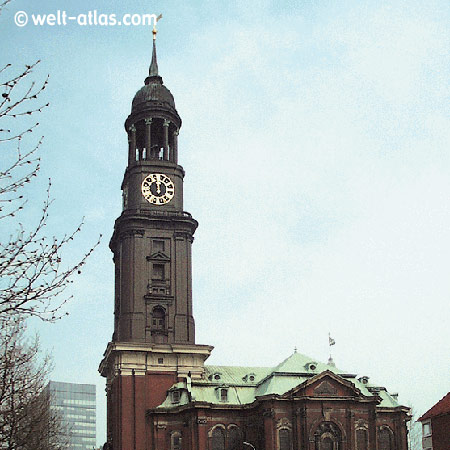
left=284, top=371, right=363, bottom=399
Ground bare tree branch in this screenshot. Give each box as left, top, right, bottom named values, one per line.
left=0, top=63, right=101, bottom=322
left=0, top=319, right=69, bottom=449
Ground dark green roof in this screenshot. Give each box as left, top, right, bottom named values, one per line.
left=156, top=351, right=400, bottom=410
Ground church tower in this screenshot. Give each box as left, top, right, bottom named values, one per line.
left=114, top=33, right=194, bottom=346
left=99, top=28, right=213, bottom=450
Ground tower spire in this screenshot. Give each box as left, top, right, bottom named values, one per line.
left=149, top=38, right=158, bottom=77
left=149, top=14, right=162, bottom=78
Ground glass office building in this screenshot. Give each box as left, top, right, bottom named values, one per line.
left=45, top=381, right=96, bottom=450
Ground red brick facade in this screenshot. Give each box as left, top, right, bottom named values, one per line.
left=419, top=392, right=450, bottom=450
left=102, top=366, right=409, bottom=450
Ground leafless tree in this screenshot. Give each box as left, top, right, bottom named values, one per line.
left=407, top=407, right=422, bottom=450
left=0, top=16, right=100, bottom=321
left=0, top=1, right=98, bottom=444
left=0, top=319, right=69, bottom=449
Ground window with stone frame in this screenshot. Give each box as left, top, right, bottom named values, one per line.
left=356, top=428, right=368, bottom=450
left=227, top=426, right=241, bottom=450
left=314, top=422, right=342, bottom=450
left=152, top=263, right=165, bottom=280
left=279, top=428, right=292, bottom=450
left=153, top=239, right=165, bottom=253
left=378, top=427, right=394, bottom=450
left=211, top=427, right=226, bottom=450
left=422, top=422, right=431, bottom=437
left=152, top=306, right=165, bottom=330
left=171, top=431, right=182, bottom=450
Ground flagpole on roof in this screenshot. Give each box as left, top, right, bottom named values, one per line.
left=328, top=332, right=336, bottom=367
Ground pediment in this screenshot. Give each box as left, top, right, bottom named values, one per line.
left=284, top=371, right=363, bottom=399
left=146, top=251, right=170, bottom=261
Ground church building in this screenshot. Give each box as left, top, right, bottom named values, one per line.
left=99, top=29, right=410, bottom=450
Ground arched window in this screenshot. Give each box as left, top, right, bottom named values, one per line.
left=378, top=427, right=394, bottom=450
left=228, top=426, right=241, bottom=450
left=152, top=306, right=165, bottom=330
left=356, top=429, right=368, bottom=450
left=279, top=428, right=292, bottom=450
left=322, top=437, right=333, bottom=450
left=171, top=431, right=182, bottom=450
left=314, top=422, right=342, bottom=450
left=211, top=427, right=226, bottom=450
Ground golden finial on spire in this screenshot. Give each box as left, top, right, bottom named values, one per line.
left=153, top=14, right=162, bottom=40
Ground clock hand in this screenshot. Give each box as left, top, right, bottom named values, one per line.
left=156, top=181, right=161, bottom=194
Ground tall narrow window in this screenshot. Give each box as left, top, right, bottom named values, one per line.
left=378, top=428, right=393, bottom=450
left=153, top=263, right=164, bottom=280
left=211, top=427, right=225, bottom=450
left=356, top=429, right=368, bottom=450
left=171, top=432, right=182, bottom=450
left=220, top=388, right=228, bottom=402
left=279, top=428, right=291, bottom=450
left=152, top=307, right=165, bottom=330
left=228, top=427, right=241, bottom=450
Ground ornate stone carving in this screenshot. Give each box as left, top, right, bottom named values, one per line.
left=277, top=417, right=292, bottom=430
left=314, top=381, right=338, bottom=396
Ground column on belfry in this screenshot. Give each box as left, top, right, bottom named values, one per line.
left=163, top=119, right=170, bottom=160
left=128, top=125, right=136, bottom=164
left=173, top=130, right=179, bottom=164
left=144, top=118, right=152, bottom=160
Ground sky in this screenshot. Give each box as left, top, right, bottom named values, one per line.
left=1, top=0, right=450, bottom=446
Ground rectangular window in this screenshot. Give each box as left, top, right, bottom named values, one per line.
left=220, top=388, right=228, bottom=402
left=153, top=264, right=165, bottom=280
left=153, top=240, right=164, bottom=253
left=172, top=390, right=180, bottom=404
left=422, top=422, right=431, bottom=436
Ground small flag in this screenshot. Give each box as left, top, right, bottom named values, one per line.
left=329, top=335, right=335, bottom=346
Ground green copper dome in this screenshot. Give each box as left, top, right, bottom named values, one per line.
left=131, top=79, right=176, bottom=112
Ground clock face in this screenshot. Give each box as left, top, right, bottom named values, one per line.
left=141, top=173, right=175, bottom=205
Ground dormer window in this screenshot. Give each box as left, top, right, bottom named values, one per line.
left=171, top=390, right=181, bottom=404
left=358, top=376, right=369, bottom=385
left=243, top=373, right=256, bottom=383
left=209, top=372, right=222, bottom=381
left=220, top=388, right=228, bottom=402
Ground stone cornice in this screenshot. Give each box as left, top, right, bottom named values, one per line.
left=99, top=341, right=214, bottom=378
